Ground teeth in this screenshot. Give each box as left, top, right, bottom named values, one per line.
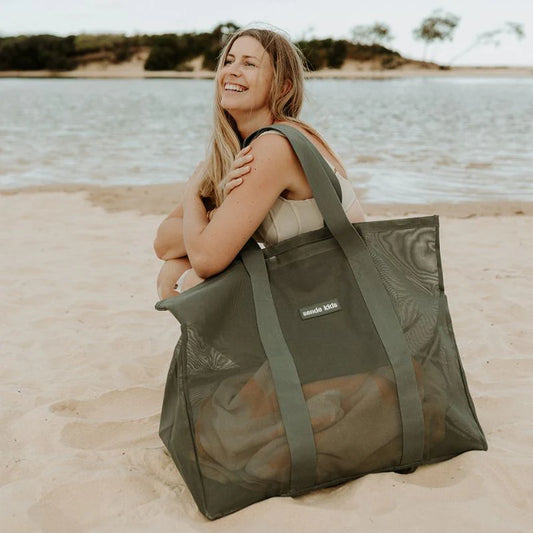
left=225, top=83, right=247, bottom=92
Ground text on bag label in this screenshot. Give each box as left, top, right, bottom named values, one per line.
left=299, top=298, right=342, bottom=320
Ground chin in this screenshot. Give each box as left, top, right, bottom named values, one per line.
left=220, top=95, right=236, bottom=111
left=220, top=103, right=236, bottom=116
left=221, top=102, right=245, bottom=118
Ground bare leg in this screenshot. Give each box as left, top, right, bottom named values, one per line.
left=157, top=257, right=192, bottom=300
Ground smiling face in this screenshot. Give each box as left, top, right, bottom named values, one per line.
left=218, top=36, right=275, bottom=119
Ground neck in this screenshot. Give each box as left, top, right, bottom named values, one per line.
left=232, top=109, right=276, bottom=141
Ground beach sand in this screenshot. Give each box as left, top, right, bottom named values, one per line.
left=1, top=185, right=532, bottom=531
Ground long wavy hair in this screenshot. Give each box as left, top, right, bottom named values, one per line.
left=198, top=26, right=346, bottom=208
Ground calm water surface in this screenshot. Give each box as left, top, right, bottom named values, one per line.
left=0, top=77, right=532, bottom=203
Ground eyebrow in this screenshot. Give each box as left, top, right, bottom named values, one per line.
left=226, top=53, right=259, bottom=60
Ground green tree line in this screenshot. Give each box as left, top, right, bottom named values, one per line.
left=0, top=22, right=404, bottom=72
left=0, top=15, right=525, bottom=72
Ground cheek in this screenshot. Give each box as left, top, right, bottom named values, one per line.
left=257, top=73, right=272, bottom=94
left=262, top=77, right=274, bottom=103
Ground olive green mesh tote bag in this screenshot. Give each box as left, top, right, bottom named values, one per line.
left=155, top=124, right=487, bottom=520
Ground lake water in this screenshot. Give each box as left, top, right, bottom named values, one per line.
left=0, top=77, right=532, bottom=203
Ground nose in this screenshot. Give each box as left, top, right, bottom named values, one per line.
left=225, top=61, right=242, bottom=77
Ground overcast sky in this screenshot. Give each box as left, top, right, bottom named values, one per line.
left=1, top=0, right=531, bottom=66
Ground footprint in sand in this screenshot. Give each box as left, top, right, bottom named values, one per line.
left=50, top=387, right=163, bottom=450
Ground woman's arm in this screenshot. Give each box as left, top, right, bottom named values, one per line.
left=153, top=202, right=187, bottom=260
left=182, top=134, right=300, bottom=279
left=153, top=146, right=254, bottom=261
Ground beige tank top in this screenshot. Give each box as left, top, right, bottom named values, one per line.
left=253, top=131, right=359, bottom=247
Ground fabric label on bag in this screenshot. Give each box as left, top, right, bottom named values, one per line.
left=299, top=298, right=342, bottom=320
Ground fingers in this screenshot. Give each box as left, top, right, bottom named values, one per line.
left=229, top=164, right=251, bottom=178
left=222, top=146, right=254, bottom=195
left=232, top=145, right=254, bottom=172
left=225, top=177, right=243, bottom=194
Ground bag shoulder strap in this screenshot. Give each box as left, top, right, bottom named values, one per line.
left=241, top=124, right=426, bottom=479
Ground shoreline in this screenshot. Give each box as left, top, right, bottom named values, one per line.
left=1, top=66, right=532, bottom=80
left=2, top=183, right=531, bottom=217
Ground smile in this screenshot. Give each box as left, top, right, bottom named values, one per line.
left=224, top=83, right=248, bottom=92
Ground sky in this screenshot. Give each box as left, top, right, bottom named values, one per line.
left=1, top=0, right=531, bottom=66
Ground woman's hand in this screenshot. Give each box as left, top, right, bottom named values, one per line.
left=156, top=144, right=253, bottom=259
left=219, top=145, right=254, bottom=197
left=185, top=145, right=253, bottom=200
left=207, top=146, right=254, bottom=223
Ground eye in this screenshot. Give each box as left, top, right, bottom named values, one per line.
left=245, top=61, right=256, bottom=67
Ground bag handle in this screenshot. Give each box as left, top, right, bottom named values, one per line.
left=240, top=238, right=319, bottom=491
left=241, top=125, right=425, bottom=478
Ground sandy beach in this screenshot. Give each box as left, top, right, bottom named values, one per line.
left=1, top=184, right=532, bottom=531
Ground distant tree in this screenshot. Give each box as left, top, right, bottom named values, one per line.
left=143, top=23, right=242, bottom=71
left=296, top=39, right=326, bottom=71
left=202, top=22, right=240, bottom=70
left=144, top=32, right=208, bottom=70
left=350, top=23, right=394, bottom=46
left=202, top=47, right=221, bottom=70
left=412, top=9, right=460, bottom=61
left=326, top=39, right=347, bottom=68
left=144, top=34, right=180, bottom=70
left=75, top=33, right=126, bottom=54
left=447, top=21, right=525, bottom=65
left=344, top=41, right=405, bottom=69
left=213, top=22, right=240, bottom=46
left=0, top=34, right=76, bottom=70
left=295, top=38, right=348, bottom=70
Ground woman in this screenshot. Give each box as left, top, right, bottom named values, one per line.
left=154, top=27, right=366, bottom=299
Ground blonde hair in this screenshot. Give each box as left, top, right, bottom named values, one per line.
left=198, top=25, right=346, bottom=208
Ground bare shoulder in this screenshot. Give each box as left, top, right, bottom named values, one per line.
left=248, top=130, right=303, bottom=182
left=249, top=127, right=296, bottom=155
